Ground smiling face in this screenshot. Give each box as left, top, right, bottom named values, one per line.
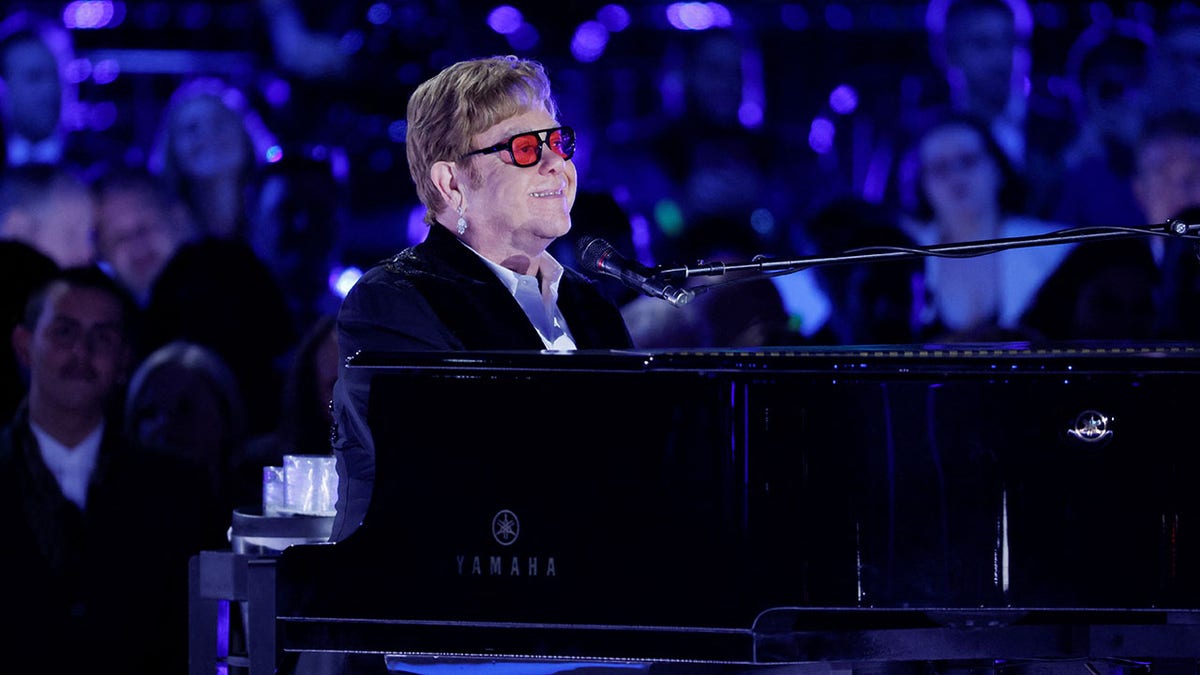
left=455, top=108, right=577, bottom=268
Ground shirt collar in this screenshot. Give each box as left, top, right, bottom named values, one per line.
left=457, top=239, right=575, bottom=350
left=462, top=240, right=565, bottom=301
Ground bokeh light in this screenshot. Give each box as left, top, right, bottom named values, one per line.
left=809, top=117, right=835, bottom=154
left=487, top=5, right=524, bottom=35
left=507, top=23, right=540, bottom=50
left=571, top=20, right=609, bottom=62
left=829, top=84, right=858, bottom=115
left=64, top=0, right=120, bottom=29
left=330, top=266, right=363, bottom=299
left=597, top=5, right=630, bottom=32
left=366, top=3, right=392, bottom=25
left=666, top=3, right=733, bottom=31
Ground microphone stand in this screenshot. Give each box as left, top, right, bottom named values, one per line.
left=647, top=220, right=1200, bottom=294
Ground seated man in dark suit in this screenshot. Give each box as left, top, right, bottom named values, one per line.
left=0, top=266, right=224, bottom=675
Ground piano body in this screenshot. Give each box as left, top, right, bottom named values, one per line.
left=191, top=345, right=1200, bottom=673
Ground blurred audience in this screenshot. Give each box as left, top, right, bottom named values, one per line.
left=149, top=76, right=276, bottom=244
left=929, top=0, right=1026, bottom=153
left=0, top=11, right=123, bottom=177
left=0, top=162, right=95, bottom=267
left=0, top=16, right=63, bottom=167
left=620, top=216, right=796, bottom=349
left=143, top=82, right=299, bottom=436
left=1131, top=111, right=1200, bottom=230
left=1020, top=240, right=1160, bottom=341
left=0, top=265, right=222, bottom=675
left=1053, top=18, right=1154, bottom=230
left=922, top=0, right=1072, bottom=217
left=150, top=75, right=340, bottom=328
left=1131, top=112, right=1200, bottom=339
left=257, top=0, right=351, bottom=82
left=254, top=150, right=346, bottom=329
left=92, top=166, right=197, bottom=305
left=142, top=236, right=298, bottom=436
left=802, top=197, right=926, bottom=346
left=905, top=112, right=1071, bottom=338
left=240, top=314, right=337, bottom=506
left=591, top=28, right=791, bottom=266
left=1145, top=3, right=1200, bottom=120
left=124, top=340, right=249, bottom=519
left=0, top=240, right=57, bottom=423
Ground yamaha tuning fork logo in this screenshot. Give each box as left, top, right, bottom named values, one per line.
left=455, top=509, right=557, bottom=577
left=492, top=509, right=519, bottom=545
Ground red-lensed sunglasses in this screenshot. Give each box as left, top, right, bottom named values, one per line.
left=460, top=126, right=576, bottom=167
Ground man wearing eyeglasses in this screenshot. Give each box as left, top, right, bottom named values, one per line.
left=328, top=55, right=633, bottom=542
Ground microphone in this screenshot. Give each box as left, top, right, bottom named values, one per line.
left=576, top=236, right=694, bottom=307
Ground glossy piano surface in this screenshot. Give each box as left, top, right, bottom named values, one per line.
left=273, top=343, right=1200, bottom=666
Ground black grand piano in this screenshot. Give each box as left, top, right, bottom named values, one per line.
left=190, top=344, right=1200, bottom=674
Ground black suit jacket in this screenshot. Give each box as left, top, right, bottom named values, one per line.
left=0, top=404, right=225, bottom=675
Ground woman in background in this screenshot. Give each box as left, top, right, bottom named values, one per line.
left=906, top=112, right=1072, bottom=340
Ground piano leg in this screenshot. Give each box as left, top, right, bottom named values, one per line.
left=247, top=557, right=277, bottom=675
left=187, top=554, right=219, bottom=675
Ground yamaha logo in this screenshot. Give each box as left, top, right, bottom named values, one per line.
left=1068, top=410, right=1113, bottom=443
left=492, top=509, right=519, bottom=546
left=455, top=509, right=556, bottom=576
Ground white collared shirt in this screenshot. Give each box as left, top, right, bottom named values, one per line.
left=31, top=420, right=103, bottom=510
left=470, top=244, right=578, bottom=351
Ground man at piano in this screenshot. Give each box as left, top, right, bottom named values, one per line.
left=328, top=55, right=634, bottom=541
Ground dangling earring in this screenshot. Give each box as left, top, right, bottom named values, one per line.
left=456, top=205, right=468, bottom=235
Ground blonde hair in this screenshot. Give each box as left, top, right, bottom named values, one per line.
left=406, top=55, right=559, bottom=226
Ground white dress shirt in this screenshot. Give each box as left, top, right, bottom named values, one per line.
left=471, top=244, right=578, bottom=351
left=31, top=420, right=103, bottom=510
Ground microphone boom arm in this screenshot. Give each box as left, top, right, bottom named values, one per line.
left=649, top=220, right=1200, bottom=282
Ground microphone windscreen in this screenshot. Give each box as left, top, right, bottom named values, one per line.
left=576, top=235, right=613, bottom=274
